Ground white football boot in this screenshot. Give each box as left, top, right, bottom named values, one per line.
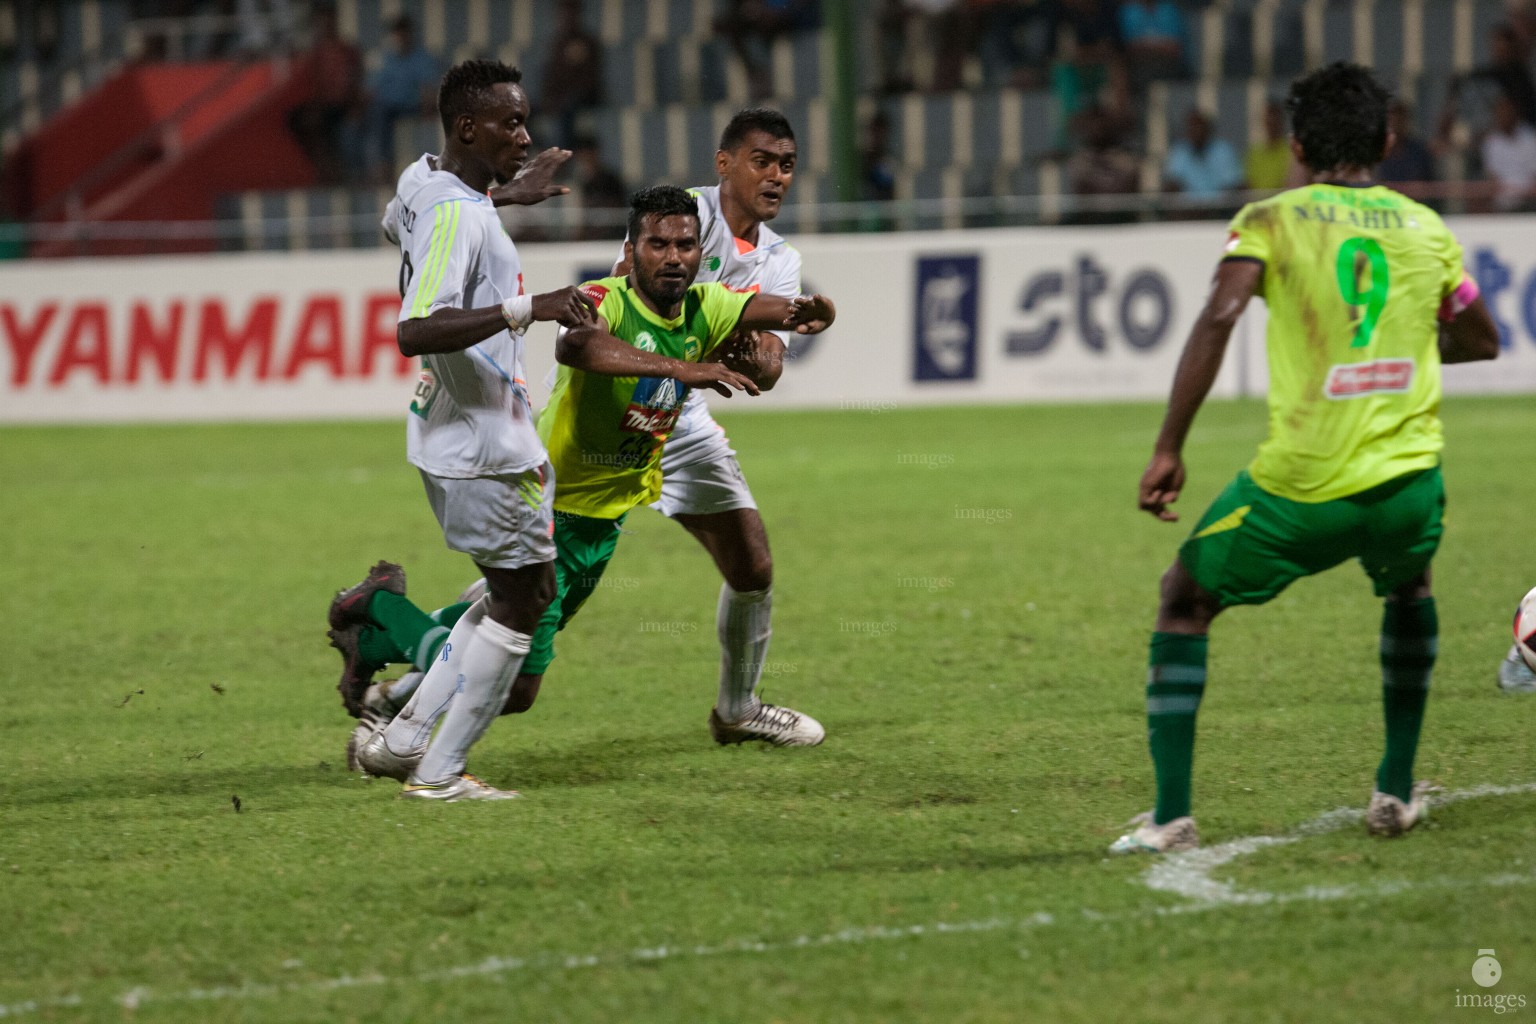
left=354, top=731, right=423, bottom=783
left=1108, top=811, right=1200, bottom=854
left=1366, top=781, right=1438, bottom=837
left=346, top=683, right=403, bottom=772
left=399, top=773, right=521, bottom=801
left=708, top=702, right=825, bottom=747
left=1497, top=644, right=1536, bottom=694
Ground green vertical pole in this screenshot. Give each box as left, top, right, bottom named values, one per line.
left=827, top=0, right=859, bottom=230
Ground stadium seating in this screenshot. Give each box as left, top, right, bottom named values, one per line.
left=4, top=0, right=1526, bottom=252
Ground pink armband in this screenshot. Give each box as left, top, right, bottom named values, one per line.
left=1438, top=275, right=1479, bottom=322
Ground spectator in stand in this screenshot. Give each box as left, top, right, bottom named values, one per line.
left=287, top=5, right=362, bottom=185
left=1118, top=0, right=1186, bottom=90
left=1377, top=101, right=1438, bottom=200
left=1244, top=100, right=1291, bottom=191
left=539, top=0, right=604, bottom=149
left=1482, top=92, right=1536, bottom=211
left=1052, top=0, right=1123, bottom=147
left=858, top=108, right=898, bottom=230
left=570, top=134, right=627, bottom=240
left=1067, top=100, right=1142, bottom=222
left=716, top=0, right=822, bottom=100
left=1163, top=109, right=1242, bottom=215
left=363, top=15, right=440, bottom=183
left=1469, top=22, right=1536, bottom=126
left=981, top=0, right=1060, bottom=90
left=860, top=109, right=898, bottom=202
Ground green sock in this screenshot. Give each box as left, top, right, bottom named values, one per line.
left=1147, top=631, right=1208, bottom=824
left=356, top=625, right=401, bottom=668
left=367, top=592, right=452, bottom=672
left=1377, top=597, right=1436, bottom=802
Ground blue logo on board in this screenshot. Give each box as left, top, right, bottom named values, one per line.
left=913, top=255, right=980, bottom=382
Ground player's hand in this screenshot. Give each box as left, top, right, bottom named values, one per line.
left=677, top=362, right=761, bottom=398
left=785, top=294, right=836, bottom=334
left=1139, top=450, right=1186, bottom=522
left=488, top=149, right=573, bottom=206
left=531, top=286, right=598, bottom=328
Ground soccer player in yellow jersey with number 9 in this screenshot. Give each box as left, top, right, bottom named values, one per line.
left=1110, top=63, right=1500, bottom=854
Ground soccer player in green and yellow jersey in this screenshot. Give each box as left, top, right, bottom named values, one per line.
left=1109, top=63, right=1499, bottom=854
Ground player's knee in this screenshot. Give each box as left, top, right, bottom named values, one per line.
left=1386, top=569, right=1432, bottom=603
left=735, top=552, right=773, bottom=592
left=1158, top=562, right=1217, bottom=627
left=502, top=674, right=542, bottom=715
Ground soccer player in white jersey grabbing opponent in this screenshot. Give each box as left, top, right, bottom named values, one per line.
left=615, top=108, right=818, bottom=745
left=345, top=59, right=595, bottom=801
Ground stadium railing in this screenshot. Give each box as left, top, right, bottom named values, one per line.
left=0, top=181, right=1521, bottom=258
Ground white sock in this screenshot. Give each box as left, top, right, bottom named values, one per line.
left=382, top=597, right=486, bottom=755
left=413, top=615, right=531, bottom=784
left=381, top=671, right=424, bottom=710
left=717, top=584, right=771, bottom=722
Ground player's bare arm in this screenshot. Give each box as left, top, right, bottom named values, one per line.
left=716, top=329, right=786, bottom=390
left=1139, top=259, right=1262, bottom=522
left=557, top=316, right=761, bottom=397
left=1439, top=296, right=1500, bottom=363
left=711, top=294, right=833, bottom=389
left=739, top=293, right=836, bottom=334
left=397, top=286, right=596, bottom=357
left=487, top=147, right=575, bottom=206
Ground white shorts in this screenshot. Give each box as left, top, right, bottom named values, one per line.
left=653, top=411, right=757, bottom=519
left=419, top=462, right=556, bottom=570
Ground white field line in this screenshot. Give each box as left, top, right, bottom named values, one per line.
left=2, top=783, right=1532, bottom=1019
left=1144, top=782, right=1536, bottom=905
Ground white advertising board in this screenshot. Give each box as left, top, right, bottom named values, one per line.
left=1, top=215, right=1532, bottom=424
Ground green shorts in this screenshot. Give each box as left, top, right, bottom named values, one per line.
left=1179, top=467, right=1444, bottom=608
left=523, top=511, right=627, bottom=676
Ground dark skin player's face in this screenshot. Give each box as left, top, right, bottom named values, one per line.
left=718, top=130, right=797, bottom=223
left=460, top=82, right=532, bottom=187
left=628, top=213, right=702, bottom=314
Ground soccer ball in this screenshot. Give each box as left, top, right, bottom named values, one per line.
left=1514, top=587, right=1536, bottom=673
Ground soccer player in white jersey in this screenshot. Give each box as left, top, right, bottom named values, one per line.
left=341, top=59, right=596, bottom=801
left=615, top=108, right=820, bottom=745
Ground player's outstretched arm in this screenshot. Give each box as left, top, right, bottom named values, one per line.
left=739, top=293, right=836, bottom=335
left=397, top=287, right=596, bottom=357
left=557, top=322, right=762, bottom=398
left=487, top=148, right=575, bottom=207
left=1140, top=259, right=1261, bottom=522
left=1439, top=296, right=1500, bottom=364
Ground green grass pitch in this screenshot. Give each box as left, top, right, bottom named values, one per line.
left=3, top=397, right=1534, bottom=1023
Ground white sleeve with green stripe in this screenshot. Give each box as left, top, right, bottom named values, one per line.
left=399, top=198, right=475, bottom=322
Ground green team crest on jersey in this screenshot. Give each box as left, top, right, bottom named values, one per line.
left=704, top=255, right=722, bottom=272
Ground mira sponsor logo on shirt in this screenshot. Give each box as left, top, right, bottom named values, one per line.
left=1324, top=358, right=1415, bottom=399
left=622, top=375, right=685, bottom=436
